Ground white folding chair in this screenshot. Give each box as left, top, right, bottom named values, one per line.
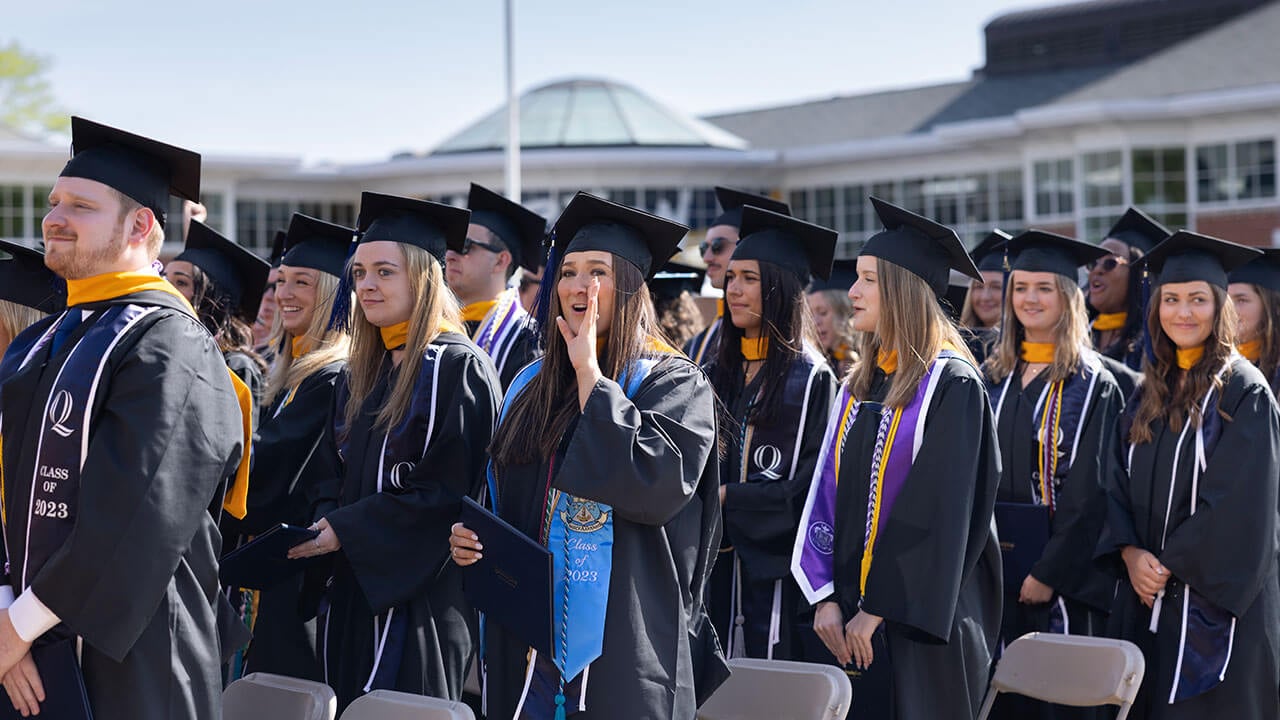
left=339, top=689, right=476, bottom=720
left=977, top=633, right=1145, bottom=720
left=223, top=672, right=337, bottom=720
left=698, top=657, right=852, bottom=720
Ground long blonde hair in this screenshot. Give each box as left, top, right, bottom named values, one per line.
left=984, top=273, right=1091, bottom=384
left=266, top=270, right=351, bottom=405
left=850, top=257, right=975, bottom=407
left=0, top=300, right=47, bottom=350
left=344, top=244, right=461, bottom=431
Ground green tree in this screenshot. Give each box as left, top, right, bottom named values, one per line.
left=0, top=40, right=69, bottom=135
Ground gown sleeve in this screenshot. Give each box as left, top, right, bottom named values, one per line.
left=1032, top=374, right=1122, bottom=600
left=858, top=366, right=1001, bottom=642
left=722, top=366, right=837, bottom=555
left=499, top=323, right=542, bottom=391
left=29, top=313, right=243, bottom=662
left=553, top=357, right=718, bottom=527
left=324, top=346, right=500, bottom=614
left=1157, top=374, right=1280, bottom=618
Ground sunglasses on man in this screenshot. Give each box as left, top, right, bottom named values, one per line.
left=699, top=237, right=730, bottom=255
left=458, top=237, right=506, bottom=255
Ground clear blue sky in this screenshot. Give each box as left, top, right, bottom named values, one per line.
left=9, top=0, right=1041, bottom=163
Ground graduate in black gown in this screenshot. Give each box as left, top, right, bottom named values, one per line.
left=806, top=259, right=858, bottom=378
left=286, top=192, right=501, bottom=712
left=705, top=207, right=838, bottom=662
left=959, top=229, right=1010, bottom=365
left=793, top=197, right=1002, bottom=720
left=1098, top=231, right=1280, bottom=719
left=0, top=118, right=245, bottom=720
left=981, top=231, right=1126, bottom=720
left=649, top=262, right=707, bottom=350
left=238, top=213, right=354, bottom=681
left=1088, top=208, right=1169, bottom=375
left=450, top=192, right=726, bottom=720
left=165, top=219, right=270, bottom=424
left=449, top=183, right=545, bottom=389
left=685, top=187, right=791, bottom=365
left=1227, top=249, right=1280, bottom=393
left=0, top=240, right=64, bottom=360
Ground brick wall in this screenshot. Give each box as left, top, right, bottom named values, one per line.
left=1195, top=207, right=1280, bottom=247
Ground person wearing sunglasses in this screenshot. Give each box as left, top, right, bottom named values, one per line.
left=1088, top=208, right=1169, bottom=377
left=685, top=187, right=791, bottom=365
left=446, top=183, right=547, bottom=389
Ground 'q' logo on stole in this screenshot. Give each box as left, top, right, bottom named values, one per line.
left=562, top=496, right=609, bottom=533
left=48, top=390, right=75, bottom=438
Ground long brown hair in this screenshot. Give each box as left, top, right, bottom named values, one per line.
left=344, top=244, right=462, bottom=431
left=1244, top=283, right=1280, bottom=392
left=265, top=270, right=351, bottom=406
left=984, top=273, right=1091, bottom=384
left=849, top=257, right=976, bottom=407
left=1130, top=284, right=1237, bottom=444
left=491, top=254, right=667, bottom=465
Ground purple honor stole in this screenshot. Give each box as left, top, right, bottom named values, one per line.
left=1139, top=357, right=1233, bottom=704
left=472, top=289, right=532, bottom=378
left=792, top=350, right=956, bottom=604
left=14, top=305, right=158, bottom=590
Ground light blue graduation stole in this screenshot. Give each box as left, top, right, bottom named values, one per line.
left=486, top=357, right=655, bottom=685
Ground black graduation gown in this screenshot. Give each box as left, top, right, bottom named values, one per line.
left=709, top=349, right=837, bottom=661
left=1099, top=354, right=1143, bottom=404
left=986, top=358, right=1123, bottom=720
left=484, top=354, right=724, bottom=720
left=830, top=358, right=1002, bottom=720
left=1098, top=359, right=1280, bottom=719
left=226, top=349, right=265, bottom=429
left=0, top=290, right=243, bottom=720
left=683, top=317, right=721, bottom=365
left=320, top=332, right=500, bottom=712
left=962, top=326, right=998, bottom=367
left=463, top=315, right=542, bottom=390
left=1093, top=326, right=1144, bottom=374
left=238, top=360, right=346, bottom=681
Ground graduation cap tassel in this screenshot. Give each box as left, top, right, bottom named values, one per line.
left=999, top=245, right=1011, bottom=332
left=325, top=234, right=361, bottom=333
left=533, top=231, right=560, bottom=334
left=1140, top=265, right=1154, bottom=365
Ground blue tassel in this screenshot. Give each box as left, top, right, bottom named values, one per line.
left=533, top=230, right=560, bottom=333
left=553, top=693, right=566, bottom=720
left=1140, top=265, right=1154, bottom=364
left=326, top=236, right=360, bottom=333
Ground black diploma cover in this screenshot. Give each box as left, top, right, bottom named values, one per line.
left=218, top=523, right=320, bottom=590
left=0, top=639, right=92, bottom=720
left=460, top=496, right=554, bottom=656
left=994, top=501, right=1051, bottom=590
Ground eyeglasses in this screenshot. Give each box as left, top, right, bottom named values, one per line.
left=699, top=237, right=730, bottom=256
left=459, top=237, right=505, bottom=255
left=1088, top=255, right=1129, bottom=273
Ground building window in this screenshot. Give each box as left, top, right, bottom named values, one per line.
left=688, top=189, right=718, bottom=230
left=1132, top=147, right=1186, bottom=207
left=642, top=188, right=679, bottom=221
left=29, top=185, right=50, bottom=240
left=788, top=189, right=810, bottom=221
left=840, top=185, right=866, bottom=234
left=0, top=186, right=25, bottom=239
left=902, top=179, right=926, bottom=216
left=995, top=170, right=1023, bottom=230
left=297, top=202, right=326, bottom=221
left=1082, top=151, right=1124, bottom=209
left=606, top=188, right=638, bottom=208
left=813, top=187, right=837, bottom=229
left=236, top=200, right=261, bottom=252
left=328, top=202, right=356, bottom=228
left=200, top=193, right=226, bottom=233
left=1034, top=159, right=1074, bottom=217
left=1196, top=139, right=1276, bottom=204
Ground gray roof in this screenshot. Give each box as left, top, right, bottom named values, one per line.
left=913, top=64, right=1123, bottom=132
left=1047, top=0, right=1280, bottom=104
left=703, top=81, right=974, bottom=149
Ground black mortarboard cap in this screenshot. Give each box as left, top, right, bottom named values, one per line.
left=281, top=213, right=355, bottom=278
left=174, top=221, right=270, bottom=323
left=466, top=183, right=547, bottom=272
left=0, top=240, right=64, bottom=313
left=1228, top=249, right=1280, bottom=293
left=649, top=261, right=706, bottom=301
left=808, top=259, right=858, bottom=293
left=971, top=229, right=1013, bottom=272
left=551, top=192, right=688, bottom=281
left=269, top=230, right=288, bottom=268
left=1104, top=208, right=1169, bottom=254
left=733, top=206, right=836, bottom=283
left=711, top=187, right=790, bottom=229
left=1135, top=230, right=1261, bottom=289
left=861, top=197, right=981, bottom=298
left=59, top=117, right=201, bottom=229
left=1003, top=230, right=1109, bottom=280
left=357, top=192, right=469, bottom=264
